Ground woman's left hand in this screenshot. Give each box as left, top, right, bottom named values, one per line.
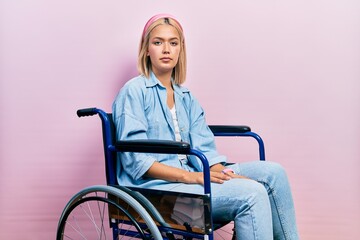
left=223, top=171, right=251, bottom=180
left=210, top=163, right=251, bottom=180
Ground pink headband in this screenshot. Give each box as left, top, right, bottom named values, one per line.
left=142, top=13, right=183, bottom=39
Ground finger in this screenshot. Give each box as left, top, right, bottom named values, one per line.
left=210, top=177, right=224, bottom=184
left=212, top=172, right=231, bottom=180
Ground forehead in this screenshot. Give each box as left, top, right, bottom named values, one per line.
left=149, top=24, right=180, bottom=39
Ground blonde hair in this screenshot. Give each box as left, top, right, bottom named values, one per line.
left=137, top=16, right=187, bottom=85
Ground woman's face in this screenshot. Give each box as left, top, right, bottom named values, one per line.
left=147, top=24, right=181, bottom=77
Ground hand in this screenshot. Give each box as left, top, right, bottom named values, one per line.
left=210, top=164, right=251, bottom=180
left=183, top=171, right=232, bottom=185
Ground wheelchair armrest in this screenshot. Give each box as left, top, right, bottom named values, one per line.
left=209, top=125, right=251, bottom=135
left=113, top=140, right=212, bottom=194
left=114, top=139, right=191, bottom=155
left=209, top=125, right=266, bottom=160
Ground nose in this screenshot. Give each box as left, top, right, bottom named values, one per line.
left=162, top=42, right=170, bottom=54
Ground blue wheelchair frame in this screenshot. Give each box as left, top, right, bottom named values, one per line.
left=74, top=107, right=265, bottom=240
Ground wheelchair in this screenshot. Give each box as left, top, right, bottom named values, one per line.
left=56, top=107, right=265, bottom=240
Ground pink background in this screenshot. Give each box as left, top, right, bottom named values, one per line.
left=1, top=1, right=359, bottom=239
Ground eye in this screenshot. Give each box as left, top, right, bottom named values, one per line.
left=170, top=41, right=178, bottom=46
left=153, top=41, right=162, bottom=46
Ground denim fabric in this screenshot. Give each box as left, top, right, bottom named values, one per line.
left=112, top=73, right=299, bottom=239
left=223, top=161, right=299, bottom=240
left=169, top=161, right=299, bottom=240
left=112, top=72, right=226, bottom=187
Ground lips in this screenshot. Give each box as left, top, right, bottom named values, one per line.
left=160, top=57, right=172, bottom=61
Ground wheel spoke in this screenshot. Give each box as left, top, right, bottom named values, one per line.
left=63, top=216, right=87, bottom=239
left=57, top=187, right=162, bottom=240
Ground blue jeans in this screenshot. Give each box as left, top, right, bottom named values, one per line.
left=170, top=161, right=299, bottom=240
left=146, top=161, right=299, bottom=240
left=211, top=161, right=299, bottom=240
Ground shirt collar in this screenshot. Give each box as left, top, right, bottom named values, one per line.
left=145, top=71, right=190, bottom=96
left=144, top=71, right=159, bottom=87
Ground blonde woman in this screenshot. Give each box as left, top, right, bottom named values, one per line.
left=112, top=14, right=299, bottom=240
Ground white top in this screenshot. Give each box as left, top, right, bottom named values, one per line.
left=170, top=106, right=187, bottom=162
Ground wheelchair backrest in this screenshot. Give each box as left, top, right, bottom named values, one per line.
left=97, top=112, right=118, bottom=186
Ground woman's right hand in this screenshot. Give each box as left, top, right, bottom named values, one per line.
left=183, top=171, right=231, bottom=185
left=146, top=162, right=232, bottom=185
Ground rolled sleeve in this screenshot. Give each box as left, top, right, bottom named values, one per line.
left=120, top=152, right=157, bottom=181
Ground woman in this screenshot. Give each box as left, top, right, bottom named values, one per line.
left=112, top=14, right=299, bottom=240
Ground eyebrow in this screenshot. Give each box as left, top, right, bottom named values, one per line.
left=151, top=36, right=179, bottom=41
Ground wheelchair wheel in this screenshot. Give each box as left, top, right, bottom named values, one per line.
left=57, top=185, right=162, bottom=240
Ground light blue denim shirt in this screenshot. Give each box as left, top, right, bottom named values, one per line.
left=112, top=72, right=227, bottom=189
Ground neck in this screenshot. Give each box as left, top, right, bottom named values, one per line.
left=153, top=70, right=173, bottom=88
